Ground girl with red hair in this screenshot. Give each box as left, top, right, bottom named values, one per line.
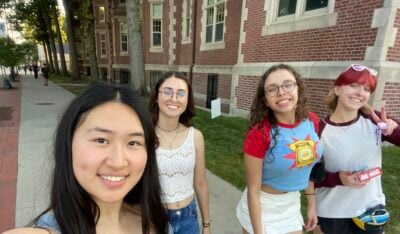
left=315, top=64, right=400, bottom=234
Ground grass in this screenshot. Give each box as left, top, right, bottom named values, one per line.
left=49, top=73, right=93, bottom=95
left=54, top=80, right=400, bottom=233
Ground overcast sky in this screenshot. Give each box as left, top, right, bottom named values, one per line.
left=57, top=0, right=65, bottom=15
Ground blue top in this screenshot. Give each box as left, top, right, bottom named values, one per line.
left=243, top=112, right=323, bottom=192
left=34, top=211, right=61, bottom=234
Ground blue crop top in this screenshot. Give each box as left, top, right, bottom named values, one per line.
left=243, top=112, right=323, bottom=192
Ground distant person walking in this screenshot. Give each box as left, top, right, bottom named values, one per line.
left=32, top=63, right=39, bottom=79
left=41, top=63, right=49, bottom=86
left=23, top=65, right=27, bottom=75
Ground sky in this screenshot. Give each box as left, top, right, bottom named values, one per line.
left=57, top=0, right=65, bottom=15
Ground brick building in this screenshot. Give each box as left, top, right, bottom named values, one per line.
left=87, top=0, right=400, bottom=119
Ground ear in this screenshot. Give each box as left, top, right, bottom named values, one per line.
left=334, top=86, right=340, bottom=96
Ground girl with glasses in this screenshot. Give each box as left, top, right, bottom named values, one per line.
left=315, top=64, right=400, bottom=234
left=148, top=72, right=211, bottom=234
left=4, top=82, right=169, bottom=234
left=236, top=64, right=322, bottom=234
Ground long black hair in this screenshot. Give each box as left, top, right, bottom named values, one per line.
left=37, top=81, right=168, bottom=234
left=148, top=71, right=195, bottom=126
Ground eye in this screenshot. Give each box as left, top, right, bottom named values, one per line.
left=364, top=86, right=371, bottom=92
left=283, top=82, right=294, bottom=89
left=267, top=86, right=277, bottom=93
left=94, top=138, right=109, bottom=144
left=177, top=90, right=186, bottom=97
left=128, top=140, right=144, bottom=147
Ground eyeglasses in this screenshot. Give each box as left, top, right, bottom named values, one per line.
left=265, top=81, right=297, bottom=97
left=158, top=87, right=187, bottom=100
left=349, top=64, right=378, bottom=76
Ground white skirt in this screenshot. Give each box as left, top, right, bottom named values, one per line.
left=236, top=188, right=304, bottom=234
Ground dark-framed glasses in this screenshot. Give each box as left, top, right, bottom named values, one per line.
left=349, top=64, right=378, bottom=76
left=159, top=87, right=187, bottom=100
left=265, top=81, right=297, bottom=97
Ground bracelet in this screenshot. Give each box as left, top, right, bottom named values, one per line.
left=304, top=192, right=315, bottom=196
left=202, top=221, right=211, bottom=228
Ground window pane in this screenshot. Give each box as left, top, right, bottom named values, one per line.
left=185, top=18, right=190, bottom=37
left=153, top=19, right=161, bottom=32
left=278, top=0, right=297, bottom=17
left=305, top=0, right=328, bottom=11
left=153, top=33, right=161, bottom=46
left=207, top=0, right=214, bottom=6
left=153, top=4, right=161, bottom=17
left=215, top=22, right=223, bottom=41
left=206, top=8, right=214, bottom=25
left=121, top=23, right=127, bottom=33
left=206, top=25, right=213, bottom=43
left=122, top=43, right=128, bottom=52
left=216, top=3, right=225, bottom=22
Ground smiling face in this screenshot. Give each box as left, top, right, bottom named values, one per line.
left=264, top=69, right=299, bottom=122
left=72, top=101, right=147, bottom=205
left=157, top=76, right=189, bottom=119
left=334, top=83, right=371, bottom=112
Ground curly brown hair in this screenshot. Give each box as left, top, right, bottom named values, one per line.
left=249, top=64, right=309, bottom=129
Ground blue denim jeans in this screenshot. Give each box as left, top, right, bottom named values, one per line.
left=167, top=199, right=200, bottom=234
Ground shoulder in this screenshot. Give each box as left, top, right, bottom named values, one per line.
left=192, top=127, right=204, bottom=140
left=3, top=228, right=50, bottom=234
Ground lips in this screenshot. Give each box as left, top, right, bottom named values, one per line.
left=99, top=175, right=127, bottom=182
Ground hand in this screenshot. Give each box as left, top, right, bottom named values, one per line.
left=370, top=106, right=398, bottom=136
left=304, top=203, right=318, bottom=232
left=339, top=171, right=369, bottom=188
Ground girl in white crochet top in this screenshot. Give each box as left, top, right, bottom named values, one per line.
left=148, top=72, right=211, bottom=234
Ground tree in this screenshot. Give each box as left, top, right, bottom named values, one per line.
left=51, top=0, right=67, bottom=75
left=80, top=0, right=98, bottom=80
left=126, top=0, right=146, bottom=95
left=0, top=37, right=25, bottom=88
left=62, top=0, right=80, bottom=80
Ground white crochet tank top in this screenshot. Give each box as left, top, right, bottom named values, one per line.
left=156, top=127, right=196, bottom=203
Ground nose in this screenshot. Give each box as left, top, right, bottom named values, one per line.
left=106, top=144, right=128, bottom=168
left=171, top=92, right=179, bottom=101
left=276, top=86, right=285, bottom=96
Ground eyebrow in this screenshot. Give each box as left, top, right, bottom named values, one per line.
left=87, top=127, right=145, bottom=137
left=162, top=87, right=186, bottom=92
left=266, top=79, right=295, bottom=86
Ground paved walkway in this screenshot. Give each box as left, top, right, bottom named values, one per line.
left=0, top=75, right=242, bottom=233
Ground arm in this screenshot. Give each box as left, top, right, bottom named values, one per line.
left=3, top=228, right=51, bottom=234
left=244, top=154, right=263, bottom=234
left=304, top=182, right=317, bottom=231
left=193, top=129, right=211, bottom=234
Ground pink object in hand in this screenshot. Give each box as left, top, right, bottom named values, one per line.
left=357, top=167, right=383, bottom=182
left=378, top=122, right=388, bottom=130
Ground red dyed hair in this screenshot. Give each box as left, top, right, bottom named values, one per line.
left=334, top=66, right=377, bottom=92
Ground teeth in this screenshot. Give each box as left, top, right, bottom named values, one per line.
left=278, top=100, right=289, bottom=105
left=101, top=175, right=125, bottom=182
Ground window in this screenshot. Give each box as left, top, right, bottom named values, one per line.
left=120, top=0, right=126, bottom=4
left=120, top=22, right=128, bottom=54
left=206, top=74, right=218, bottom=109
left=120, top=70, right=130, bottom=84
left=100, top=33, right=107, bottom=56
left=150, top=71, right=162, bottom=87
left=150, top=3, right=162, bottom=48
left=182, top=0, right=192, bottom=42
left=263, top=0, right=336, bottom=35
left=205, top=0, right=225, bottom=44
left=99, top=6, right=105, bottom=22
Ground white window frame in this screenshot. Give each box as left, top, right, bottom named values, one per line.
left=200, top=0, right=226, bottom=51
left=263, top=0, right=337, bottom=35
left=150, top=2, right=163, bottom=53
left=182, top=0, right=192, bottom=44
left=99, top=33, right=107, bottom=57
left=99, top=6, right=105, bottom=23
left=120, top=22, right=128, bottom=55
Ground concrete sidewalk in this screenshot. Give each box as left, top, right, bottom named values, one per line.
left=1, top=75, right=242, bottom=233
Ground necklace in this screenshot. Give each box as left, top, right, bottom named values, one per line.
left=157, top=124, right=179, bottom=132
left=157, top=125, right=180, bottom=149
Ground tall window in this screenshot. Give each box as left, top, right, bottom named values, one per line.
left=277, top=0, right=329, bottom=17
left=150, top=71, right=162, bottom=87
left=151, top=3, right=162, bottom=47
left=183, top=0, right=192, bottom=41
left=205, top=0, right=225, bottom=44
left=99, top=6, right=105, bottom=22
left=100, top=34, right=107, bottom=56
left=120, top=23, right=128, bottom=54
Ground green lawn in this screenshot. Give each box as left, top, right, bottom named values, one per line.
left=53, top=79, right=399, bottom=233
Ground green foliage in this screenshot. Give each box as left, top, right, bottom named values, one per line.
left=0, top=37, right=25, bottom=67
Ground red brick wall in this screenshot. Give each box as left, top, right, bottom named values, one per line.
left=236, top=75, right=259, bottom=111
left=242, top=0, right=381, bottom=62
left=303, top=79, right=333, bottom=118
left=194, top=0, right=241, bottom=65
left=142, top=1, right=170, bottom=64
left=387, top=9, right=400, bottom=62
left=382, top=82, right=400, bottom=120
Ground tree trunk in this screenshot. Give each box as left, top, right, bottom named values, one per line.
left=45, top=39, right=54, bottom=73
left=126, top=0, right=146, bottom=95
left=44, top=11, right=60, bottom=74
left=52, top=1, right=67, bottom=75
left=43, top=41, right=49, bottom=66
left=88, top=0, right=99, bottom=80
left=62, top=0, right=80, bottom=80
